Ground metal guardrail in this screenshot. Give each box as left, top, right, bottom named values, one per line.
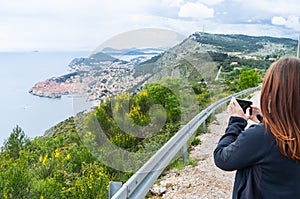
left=109, top=86, right=260, bottom=199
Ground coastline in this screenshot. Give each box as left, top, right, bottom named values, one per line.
left=0, top=51, right=91, bottom=147
left=28, top=57, right=151, bottom=104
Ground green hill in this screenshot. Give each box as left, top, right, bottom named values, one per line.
left=192, top=32, right=297, bottom=53
left=134, top=32, right=297, bottom=83
left=68, top=52, right=121, bottom=69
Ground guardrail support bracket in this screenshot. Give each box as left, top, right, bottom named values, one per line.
left=109, top=182, right=122, bottom=199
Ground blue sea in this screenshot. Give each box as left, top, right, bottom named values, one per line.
left=0, top=51, right=90, bottom=146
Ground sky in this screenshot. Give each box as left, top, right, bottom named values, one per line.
left=1, top=0, right=300, bottom=52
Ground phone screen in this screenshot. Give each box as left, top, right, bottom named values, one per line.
left=236, top=99, right=253, bottom=115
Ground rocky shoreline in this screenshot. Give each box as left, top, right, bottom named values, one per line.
left=29, top=80, right=68, bottom=99
left=28, top=72, right=85, bottom=99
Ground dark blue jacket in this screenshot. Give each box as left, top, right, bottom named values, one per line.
left=214, top=116, right=300, bottom=199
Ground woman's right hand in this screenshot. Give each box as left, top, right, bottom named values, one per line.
left=247, top=105, right=261, bottom=123
left=227, top=97, right=248, bottom=120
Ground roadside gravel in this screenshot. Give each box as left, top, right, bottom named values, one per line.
left=150, top=111, right=235, bottom=199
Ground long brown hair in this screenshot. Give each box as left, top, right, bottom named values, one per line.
left=261, top=57, right=300, bottom=161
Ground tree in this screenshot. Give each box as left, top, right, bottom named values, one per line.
left=2, top=125, right=30, bottom=158
left=239, top=69, right=260, bottom=90
left=144, top=81, right=181, bottom=123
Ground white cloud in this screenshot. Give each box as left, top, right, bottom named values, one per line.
left=285, top=16, right=300, bottom=29
left=178, top=2, right=214, bottom=19
left=197, top=0, right=225, bottom=6
left=0, top=0, right=161, bottom=51
left=0, top=0, right=149, bottom=15
left=272, top=15, right=300, bottom=30
left=0, top=0, right=299, bottom=51
left=210, top=23, right=298, bottom=39
left=160, top=0, right=185, bottom=7
left=230, top=0, right=300, bottom=16
left=272, top=16, right=286, bottom=25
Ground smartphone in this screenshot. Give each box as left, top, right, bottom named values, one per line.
left=236, top=98, right=253, bottom=115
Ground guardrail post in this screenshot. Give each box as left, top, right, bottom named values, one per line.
left=211, top=110, right=215, bottom=121
left=182, top=143, right=188, bottom=164
left=109, top=182, right=122, bottom=199
left=202, top=120, right=206, bottom=133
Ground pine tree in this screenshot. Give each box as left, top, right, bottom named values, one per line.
left=2, top=125, right=30, bottom=158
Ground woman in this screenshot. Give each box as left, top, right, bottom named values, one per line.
left=214, top=57, right=300, bottom=199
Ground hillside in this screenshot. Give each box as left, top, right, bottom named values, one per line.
left=68, top=52, right=121, bottom=70
left=192, top=32, right=297, bottom=53
left=134, top=32, right=297, bottom=84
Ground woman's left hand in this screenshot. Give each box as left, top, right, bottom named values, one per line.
left=227, top=97, right=248, bottom=120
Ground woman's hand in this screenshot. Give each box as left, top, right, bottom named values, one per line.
left=227, top=97, right=248, bottom=120
left=247, top=105, right=261, bottom=123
